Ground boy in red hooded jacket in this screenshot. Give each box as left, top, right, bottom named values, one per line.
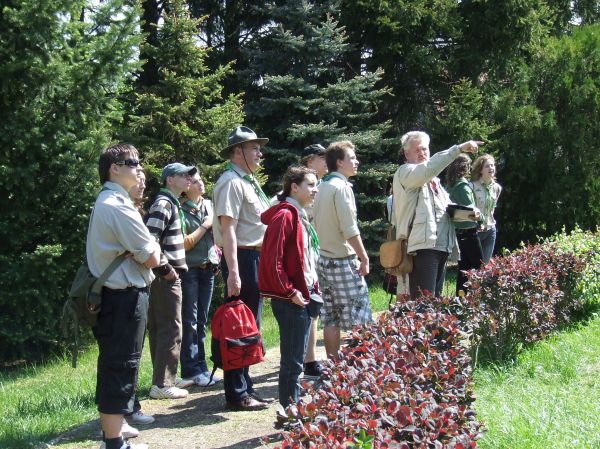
left=258, top=166, right=321, bottom=419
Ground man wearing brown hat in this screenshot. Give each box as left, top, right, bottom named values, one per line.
left=213, top=126, right=273, bottom=410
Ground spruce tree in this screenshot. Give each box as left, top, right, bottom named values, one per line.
left=0, top=0, right=141, bottom=360
left=121, top=0, right=244, bottom=177
left=243, top=0, right=397, bottom=254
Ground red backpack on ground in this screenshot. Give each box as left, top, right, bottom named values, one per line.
left=210, top=297, right=265, bottom=375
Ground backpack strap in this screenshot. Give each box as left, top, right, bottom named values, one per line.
left=206, top=365, right=218, bottom=387
left=88, top=252, right=129, bottom=305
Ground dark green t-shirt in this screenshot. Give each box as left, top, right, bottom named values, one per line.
left=448, top=178, right=477, bottom=230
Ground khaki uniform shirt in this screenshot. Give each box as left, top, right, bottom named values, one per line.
left=213, top=163, right=269, bottom=247
left=313, top=172, right=360, bottom=258
left=86, top=181, right=159, bottom=289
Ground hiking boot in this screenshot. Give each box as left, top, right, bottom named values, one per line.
left=127, top=410, right=155, bottom=425
left=149, top=385, right=188, bottom=399
left=303, top=361, right=323, bottom=380
left=226, top=396, right=269, bottom=411
left=249, top=391, right=275, bottom=404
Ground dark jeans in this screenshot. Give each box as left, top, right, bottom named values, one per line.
left=272, top=299, right=311, bottom=408
left=93, top=287, right=149, bottom=415
left=478, top=227, right=497, bottom=264
left=180, top=266, right=215, bottom=378
left=221, top=248, right=263, bottom=403
left=409, top=249, right=448, bottom=299
left=455, top=228, right=484, bottom=296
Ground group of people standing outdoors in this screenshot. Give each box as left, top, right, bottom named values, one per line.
left=86, top=126, right=501, bottom=449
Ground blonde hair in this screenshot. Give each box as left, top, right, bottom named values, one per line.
left=471, top=154, right=495, bottom=182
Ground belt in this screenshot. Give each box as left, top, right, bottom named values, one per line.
left=190, top=262, right=212, bottom=269
left=103, top=286, right=148, bottom=293
left=238, top=245, right=262, bottom=252
left=456, top=228, right=478, bottom=235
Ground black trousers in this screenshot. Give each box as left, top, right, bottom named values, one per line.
left=220, top=249, right=262, bottom=403
left=409, top=249, right=448, bottom=299
left=455, top=228, right=484, bottom=296
left=93, top=287, right=149, bottom=414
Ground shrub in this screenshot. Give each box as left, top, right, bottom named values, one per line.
left=466, top=242, right=587, bottom=362
left=275, top=297, right=482, bottom=448
left=543, top=227, right=600, bottom=307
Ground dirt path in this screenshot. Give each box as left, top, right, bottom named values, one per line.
left=47, top=341, right=326, bottom=449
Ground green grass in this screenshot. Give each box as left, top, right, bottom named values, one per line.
left=475, top=313, right=600, bottom=449
left=0, top=283, right=391, bottom=449
left=10, top=274, right=600, bottom=449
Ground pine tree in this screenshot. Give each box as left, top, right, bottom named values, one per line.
left=243, top=0, right=397, bottom=254
left=121, top=0, right=244, bottom=176
left=0, top=0, right=141, bottom=360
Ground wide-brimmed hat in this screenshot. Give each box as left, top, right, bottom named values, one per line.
left=161, top=163, right=197, bottom=181
left=301, top=143, right=326, bottom=158
left=220, top=126, right=269, bottom=158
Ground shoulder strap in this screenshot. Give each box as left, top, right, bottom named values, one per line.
left=90, top=252, right=128, bottom=296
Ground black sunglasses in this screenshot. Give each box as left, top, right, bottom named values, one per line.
left=115, top=158, right=140, bottom=168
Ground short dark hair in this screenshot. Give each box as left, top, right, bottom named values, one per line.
left=299, top=154, right=317, bottom=167
left=325, top=140, right=354, bottom=173
left=277, top=165, right=317, bottom=202
left=98, top=143, right=139, bottom=184
left=445, top=153, right=472, bottom=187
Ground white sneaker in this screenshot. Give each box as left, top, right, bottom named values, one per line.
left=193, top=372, right=217, bottom=387
left=99, top=442, right=148, bottom=449
left=127, top=410, right=155, bottom=425
left=149, top=384, right=188, bottom=399
left=98, top=420, right=139, bottom=440
left=203, top=371, right=221, bottom=384
left=174, top=377, right=195, bottom=389
left=121, top=420, right=140, bottom=439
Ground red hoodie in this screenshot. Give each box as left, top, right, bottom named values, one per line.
left=258, top=201, right=319, bottom=302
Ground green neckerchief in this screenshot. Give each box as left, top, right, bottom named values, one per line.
left=288, top=196, right=320, bottom=254
left=160, top=187, right=186, bottom=234
left=483, top=181, right=496, bottom=224
left=226, top=162, right=271, bottom=208
left=307, top=221, right=320, bottom=253
left=321, top=172, right=346, bottom=183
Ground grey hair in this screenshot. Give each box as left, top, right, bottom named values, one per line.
left=400, top=131, right=430, bottom=153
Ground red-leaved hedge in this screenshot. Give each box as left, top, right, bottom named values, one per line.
left=465, top=243, right=587, bottom=361
left=275, top=298, right=482, bottom=448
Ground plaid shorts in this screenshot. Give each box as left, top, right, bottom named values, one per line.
left=317, top=255, right=372, bottom=330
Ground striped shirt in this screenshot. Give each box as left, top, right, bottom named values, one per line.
left=145, top=193, right=188, bottom=272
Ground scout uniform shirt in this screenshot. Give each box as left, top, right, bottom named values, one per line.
left=312, top=171, right=360, bottom=259
left=86, top=181, right=159, bottom=289
left=212, top=162, right=270, bottom=247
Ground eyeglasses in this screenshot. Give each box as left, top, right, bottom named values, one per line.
left=115, top=158, right=140, bottom=168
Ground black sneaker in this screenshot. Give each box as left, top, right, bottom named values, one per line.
left=303, top=361, right=323, bottom=380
